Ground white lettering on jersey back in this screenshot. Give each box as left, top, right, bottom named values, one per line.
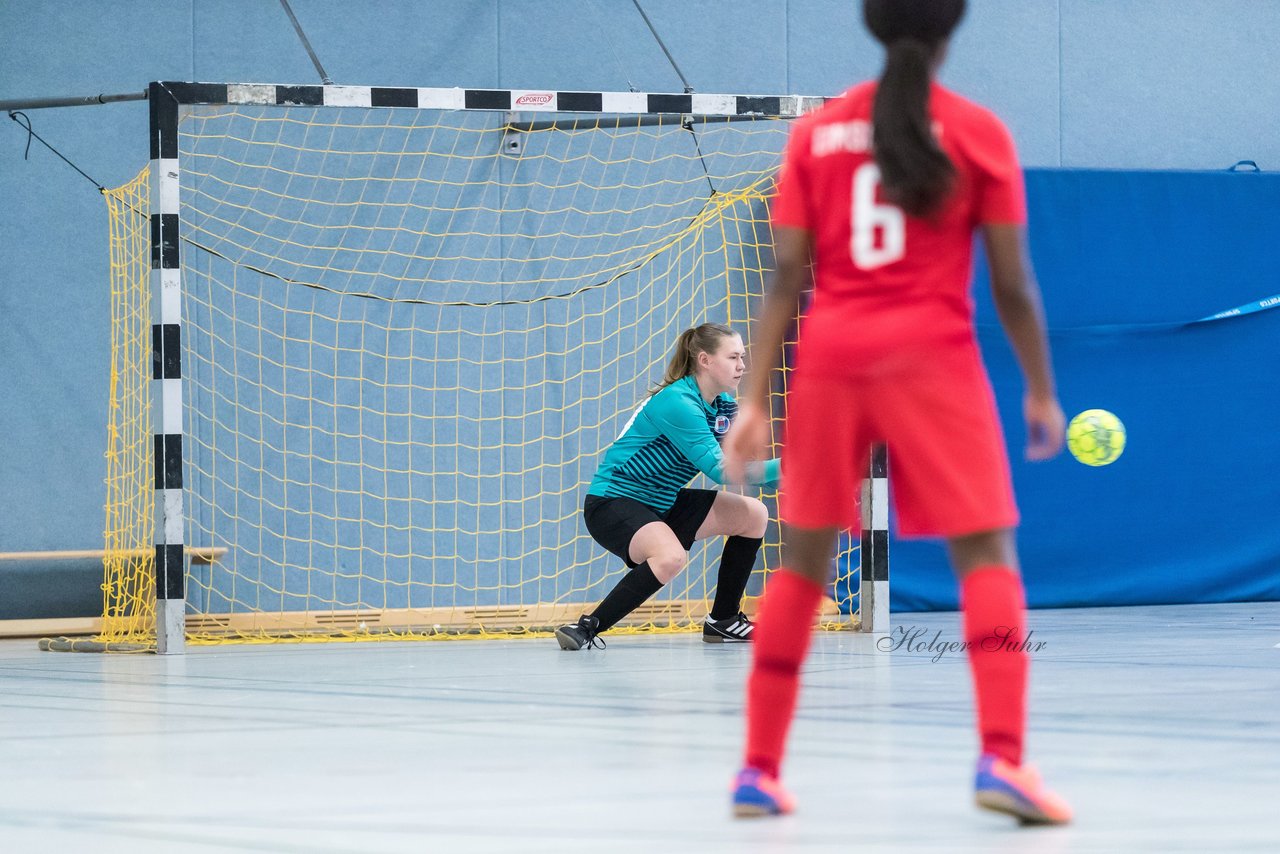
left=812, top=120, right=872, bottom=157
left=811, top=119, right=946, bottom=158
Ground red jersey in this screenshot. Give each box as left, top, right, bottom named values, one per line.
left=772, top=81, right=1026, bottom=376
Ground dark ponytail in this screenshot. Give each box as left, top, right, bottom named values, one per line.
left=863, top=0, right=967, bottom=217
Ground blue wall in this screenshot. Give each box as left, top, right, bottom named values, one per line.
left=892, top=168, right=1280, bottom=610
left=2, top=1, right=1278, bottom=614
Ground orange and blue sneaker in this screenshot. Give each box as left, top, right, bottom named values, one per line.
left=731, top=767, right=796, bottom=818
left=974, top=754, right=1073, bottom=825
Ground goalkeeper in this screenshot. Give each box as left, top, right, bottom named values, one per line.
left=555, top=323, right=781, bottom=651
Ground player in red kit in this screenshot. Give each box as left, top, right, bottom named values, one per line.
left=724, top=0, right=1073, bottom=826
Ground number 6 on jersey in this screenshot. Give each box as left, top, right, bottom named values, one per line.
left=851, top=163, right=905, bottom=270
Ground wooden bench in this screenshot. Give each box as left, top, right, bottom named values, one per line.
left=0, top=547, right=226, bottom=638
left=0, top=547, right=226, bottom=564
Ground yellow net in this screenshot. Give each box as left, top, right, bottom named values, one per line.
left=100, top=166, right=156, bottom=644
left=102, top=105, right=863, bottom=646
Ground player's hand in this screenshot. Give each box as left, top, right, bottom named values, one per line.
left=1024, top=394, right=1065, bottom=461
left=723, top=401, right=770, bottom=484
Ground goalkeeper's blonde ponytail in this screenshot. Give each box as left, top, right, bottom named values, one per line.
left=649, top=323, right=736, bottom=396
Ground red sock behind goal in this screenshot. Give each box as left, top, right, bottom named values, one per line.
left=744, top=569, right=824, bottom=779
left=961, top=565, right=1029, bottom=767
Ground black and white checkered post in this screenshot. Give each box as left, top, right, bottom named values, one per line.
left=859, top=444, right=890, bottom=632
left=149, top=82, right=186, bottom=655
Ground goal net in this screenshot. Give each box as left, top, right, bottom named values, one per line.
left=100, top=84, right=884, bottom=648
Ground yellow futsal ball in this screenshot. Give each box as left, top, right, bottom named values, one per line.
left=1067, top=409, right=1126, bottom=466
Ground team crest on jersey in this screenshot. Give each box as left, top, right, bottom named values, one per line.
left=714, top=415, right=731, bottom=434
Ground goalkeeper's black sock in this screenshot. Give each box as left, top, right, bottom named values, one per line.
left=710, top=535, right=763, bottom=620
left=590, top=562, right=663, bottom=632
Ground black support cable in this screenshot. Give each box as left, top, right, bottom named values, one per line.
left=278, top=0, right=334, bottom=85
left=631, top=0, right=693, bottom=93
left=6, top=111, right=104, bottom=191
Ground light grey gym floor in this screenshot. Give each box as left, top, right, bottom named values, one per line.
left=1, top=602, right=1277, bottom=853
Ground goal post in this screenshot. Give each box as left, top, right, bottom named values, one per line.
left=150, top=83, right=183, bottom=654
left=124, top=80, right=889, bottom=653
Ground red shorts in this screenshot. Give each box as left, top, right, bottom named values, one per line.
left=778, top=344, right=1019, bottom=537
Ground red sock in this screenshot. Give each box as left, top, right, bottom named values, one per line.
left=961, top=565, right=1029, bottom=766
left=744, top=568, right=824, bottom=779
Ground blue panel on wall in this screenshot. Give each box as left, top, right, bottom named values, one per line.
left=891, top=169, right=1280, bottom=611
left=1017, top=170, right=1280, bottom=325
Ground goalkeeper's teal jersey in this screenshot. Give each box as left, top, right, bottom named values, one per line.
left=587, top=374, right=781, bottom=512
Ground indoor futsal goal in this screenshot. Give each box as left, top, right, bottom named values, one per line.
left=94, top=81, right=888, bottom=653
